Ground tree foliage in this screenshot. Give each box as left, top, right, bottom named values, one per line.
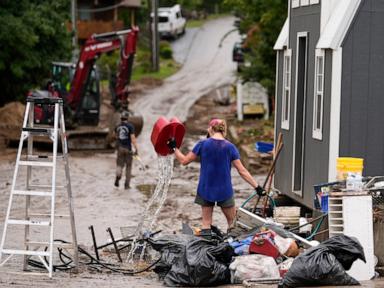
left=224, top=0, right=287, bottom=96
left=0, top=0, right=71, bottom=106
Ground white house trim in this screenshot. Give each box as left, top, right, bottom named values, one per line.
left=274, top=19, right=288, bottom=50
left=273, top=52, right=279, bottom=190
left=292, top=32, right=308, bottom=196
left=321, top=0, right=340, bottom=33
left=328, top=48, right=343, bottom=182
left=317, top=0, right=361, bottom=49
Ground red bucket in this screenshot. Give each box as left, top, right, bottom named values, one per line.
left=151, top=116, right=185, bottom=156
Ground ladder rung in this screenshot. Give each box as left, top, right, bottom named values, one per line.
left=1, top=249, right=50, bottom=257
left=13, top=190, right=52, bottom=197
left=22, top=128, right=52, bottom=134
left=26, top=155, right=65, bottom=161
left=29, top=184, right=66, bottom=189
left=8, top=219, right=50, bottom=226
left=19, top=161, right=53, bottom=167
left=27, top=96, right=63, bottom=104
left=29, top=213, right=69, bottom=218
left=26, top=241, right=74, bottom=249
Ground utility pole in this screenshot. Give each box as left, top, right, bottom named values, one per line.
left=71, top=0, right=78, bottom=62
left=151, top=0, right=159, bottom=71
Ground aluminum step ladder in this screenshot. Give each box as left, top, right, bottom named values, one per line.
left=0, top=97, right=78, bottom=277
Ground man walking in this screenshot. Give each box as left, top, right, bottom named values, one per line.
left=115, top=111, right=138, bottom=189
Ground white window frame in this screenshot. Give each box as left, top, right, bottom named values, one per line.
left=312, top=49, right=325, bottom=140
left=282, top=49, right=292, bottom=130
left=293, top=0, right=319, bottom=8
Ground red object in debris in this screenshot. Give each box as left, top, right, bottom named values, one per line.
left=151, top=116, right=185, bottom=156
left=249, top=231, right=280, bottom=259
left=279, top=269, right=288, bottom=278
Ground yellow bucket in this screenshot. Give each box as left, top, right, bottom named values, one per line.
left=336, top=157, right=364, bottom=180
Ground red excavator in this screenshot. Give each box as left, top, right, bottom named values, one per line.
left=30, top=27, right=143, bottom=149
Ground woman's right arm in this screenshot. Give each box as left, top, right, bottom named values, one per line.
left=174, top=149, right=197, bottom=165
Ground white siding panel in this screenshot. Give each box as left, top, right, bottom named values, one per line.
left=328, top=48, right=342, bottom=182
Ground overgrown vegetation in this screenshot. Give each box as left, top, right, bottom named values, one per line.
left=224, top=0, right=287, bottom=98
left=98, top=41, right=179, bottom=82
left=186, top=13, right=229, bottom=28
left=0, top=0, right=71, bottom=106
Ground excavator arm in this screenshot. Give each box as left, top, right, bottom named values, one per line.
left=67, top=27, right=139, bottom=111
left=29, top=27, right=141, bottom=149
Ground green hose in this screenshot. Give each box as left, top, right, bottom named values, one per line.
left=306, top=214, right=326, bottom=240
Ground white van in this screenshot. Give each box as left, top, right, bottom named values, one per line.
left=153, top=5, right=186, bottom=38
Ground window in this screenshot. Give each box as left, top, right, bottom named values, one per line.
left=292, top=0, right=319, bottom=8
left=282, top=49, right=292, bottom=130
left=313, top=49, right=325, bottom=140
left=292, top=0, right=300, bottom=8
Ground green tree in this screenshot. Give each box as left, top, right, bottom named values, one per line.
left=0, top=0, right=72, bottom=106
left=224, top=0, right=287, bottom=97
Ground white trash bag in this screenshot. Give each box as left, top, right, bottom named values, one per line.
left=229, top=254, right=280, bottom=284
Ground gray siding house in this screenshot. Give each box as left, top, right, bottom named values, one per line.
left=273, top=0, right=384, bottom=208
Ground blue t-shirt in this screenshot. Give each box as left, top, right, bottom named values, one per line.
left=192, top=138, right=240, bottom=202
left=116, top=122, right=135, bottom=150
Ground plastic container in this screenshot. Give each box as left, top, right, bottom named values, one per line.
left=150, top=116, right=185, bottom=156
left=321, top=194, right=329, bottom=213
left=336, top=157, right=363, bottom=180
left=346, top=173, right=363, bottom=191
left=255, top=141, right=274, bottom=153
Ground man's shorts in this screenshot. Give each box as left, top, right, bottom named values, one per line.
left=194, top=193, right=235, bottom=208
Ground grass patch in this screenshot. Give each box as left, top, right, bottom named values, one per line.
left=132, top=58, right=180, bottom=81
left=186, top=13, right=230, bottom=28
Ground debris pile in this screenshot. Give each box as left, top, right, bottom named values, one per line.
left=0, top=101, right=25, bottom=147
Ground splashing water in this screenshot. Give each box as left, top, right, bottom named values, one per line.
left=126, top=154, right=174, bottom=263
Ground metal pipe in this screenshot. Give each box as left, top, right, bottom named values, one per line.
left=107, top=227, right=122, bottom=262
left=88, top=225, right=100, bottom=260
left=238, top=207, right=316, bottom=248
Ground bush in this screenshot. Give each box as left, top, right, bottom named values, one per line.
left=136, top=50, right=152, bottom=72
left=159, top=41, right=173, bottom=59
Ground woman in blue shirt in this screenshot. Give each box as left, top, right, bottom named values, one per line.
left=170, top=119, right=263, bottom=237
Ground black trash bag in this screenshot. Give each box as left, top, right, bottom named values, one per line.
left=148, top=234, right=234, bottom=286
left=279, top=235, right=365, bottom=287
left=321, top=235, right=366, bottom=271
